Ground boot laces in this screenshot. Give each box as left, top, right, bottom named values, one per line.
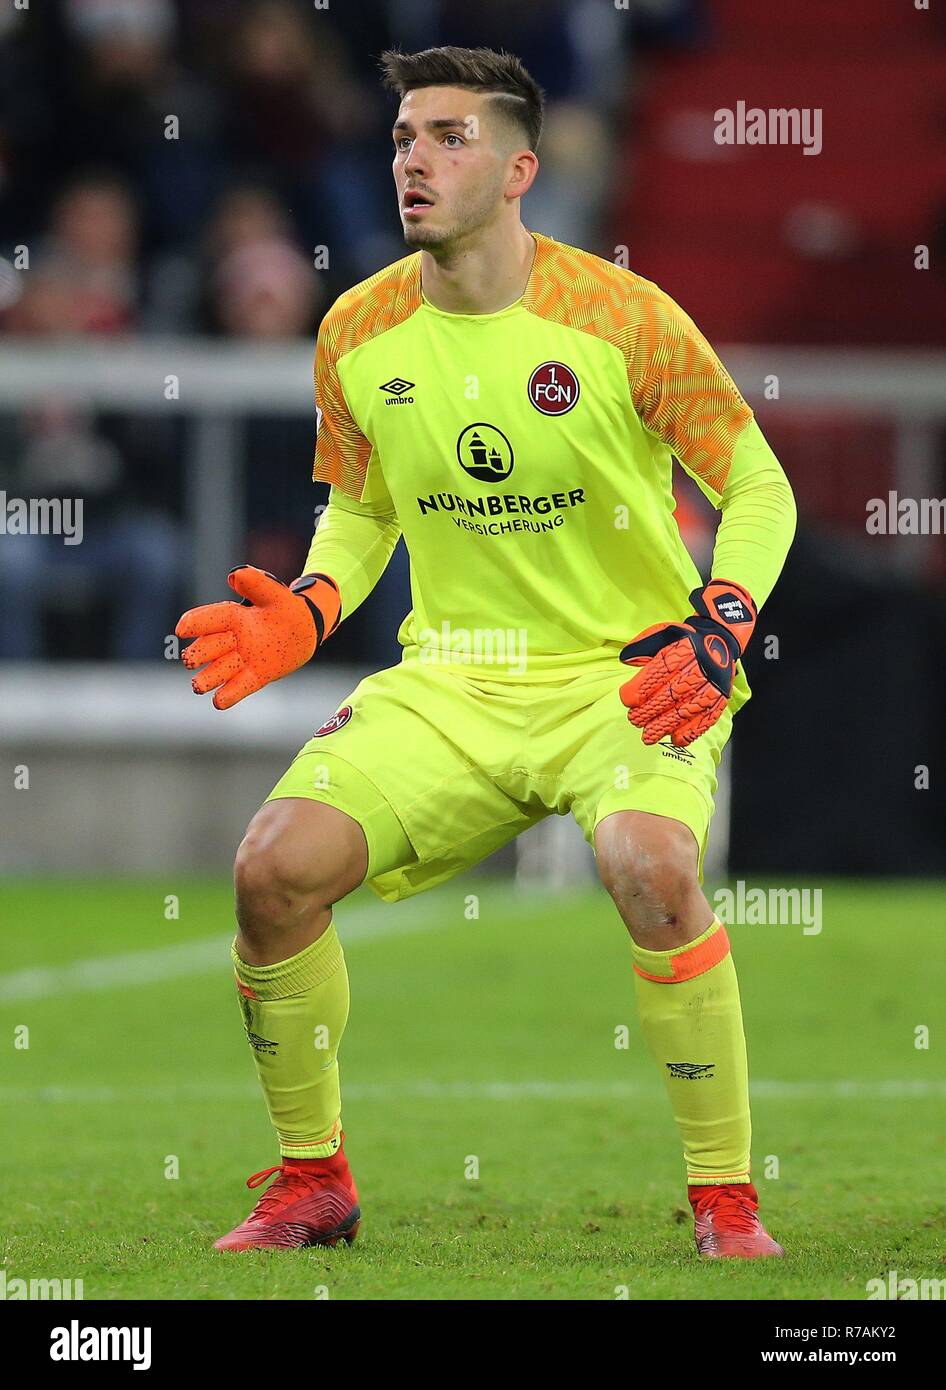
left=697, top=1185, right=759, bottom=1234
left=244, top=1164, right=332, bottom=1217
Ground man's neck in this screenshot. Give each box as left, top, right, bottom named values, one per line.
left=420, top=222, right=537, bottom=315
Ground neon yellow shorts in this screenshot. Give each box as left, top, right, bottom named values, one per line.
left=266, top=654, right=732, bottom=903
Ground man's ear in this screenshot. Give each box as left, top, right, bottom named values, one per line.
left=506, top=149, right=539, bottom=200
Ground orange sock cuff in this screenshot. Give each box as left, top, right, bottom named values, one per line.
left=632, top=917, right=730, bottom=983
left=280, top=1120, right=344, bottom=1162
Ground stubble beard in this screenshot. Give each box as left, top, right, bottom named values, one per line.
left=401, top=178, right=504, bottom=263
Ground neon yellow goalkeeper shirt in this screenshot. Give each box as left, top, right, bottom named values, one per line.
left=305, top=231, right=796, bottom=689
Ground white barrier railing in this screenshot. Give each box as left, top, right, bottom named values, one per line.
left=1, top=341, right=941, bottom=594
left=2, top=342, right=942, bottom=877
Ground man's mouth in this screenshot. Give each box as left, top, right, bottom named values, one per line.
left=403, top=188, right=436, bottom=218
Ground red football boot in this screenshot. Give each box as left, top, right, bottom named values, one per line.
left=215, top=1144, right=361, bottom=1252
left=688, top=1181, right=784, bottom=1259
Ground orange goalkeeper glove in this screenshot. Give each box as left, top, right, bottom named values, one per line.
left=619, top=578, right=757, bottom=748
left=176, top=564, right=341, bottom=710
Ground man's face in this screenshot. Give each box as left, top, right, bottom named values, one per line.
left=392, top=86, right=512, bottom=252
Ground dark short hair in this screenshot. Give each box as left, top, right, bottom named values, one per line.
left=379, top=46, right=545, bottom=152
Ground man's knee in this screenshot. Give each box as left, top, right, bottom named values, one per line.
left=234, top=799, right=368, bottom=938
left=594, top=810, right=701, bottom=935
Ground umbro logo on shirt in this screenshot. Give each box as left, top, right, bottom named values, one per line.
left=379, top=377, right=415, bottom=404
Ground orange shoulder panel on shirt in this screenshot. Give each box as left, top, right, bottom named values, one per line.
left=313, top=254, right=422, bottom=498
left=524, top=233, right=751, bottom=497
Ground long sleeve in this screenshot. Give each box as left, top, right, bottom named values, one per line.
left=302, top=482, right=402, bottom=621
left=626, top=282, right=796, bottom=609
left=303, top=300, right=403, bottom=620
left=703, top=417, right=797, bottom=608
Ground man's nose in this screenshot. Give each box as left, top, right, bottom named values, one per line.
left=405, top=139, right=431, bottom=177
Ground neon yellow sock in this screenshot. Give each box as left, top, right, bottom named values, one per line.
left=632, top=918, right=751, bottom=1185
left=231, top=923, right=349, bottom=1159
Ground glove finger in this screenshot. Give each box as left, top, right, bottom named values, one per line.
left=634, top=662, right=715, bottom=732
left=626, top=685, right=675, bottom=729
left=626, top=649, right=715, bottom=740
left=639, top=683, right=724, bottom=746
left=633, top=656, right=708, bottom=728
left=180, top=631, right=237, bottom=670
left=176, top=602, right=239, bottom=640
left=637, top=704, right=688, bottom=744
left=190, top=649, right=244, bottom=695
left=620, top=655, right=667, bottom=711
left=227, top=565, right=285, bottom=607
left=628, top=674, right=678, bottom=721
left=629, top=689, right=678, bottom=730
left=212, top=665, right=266, bottom=711
left=671, top=693, right=727, bottom=747
left=621, top=645, right=683, bottom=717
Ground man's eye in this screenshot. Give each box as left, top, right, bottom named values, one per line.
left=443, top=134, right=464, bottom=146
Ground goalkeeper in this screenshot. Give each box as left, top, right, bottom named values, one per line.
left=177, top=45, right=797, bottom=1260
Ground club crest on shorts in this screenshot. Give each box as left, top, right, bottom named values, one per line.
left=528, top=361, right=580, bottom=415
left=314, top=705, right=352, bottom=736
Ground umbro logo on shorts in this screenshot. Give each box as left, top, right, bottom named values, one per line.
left=659, top=739, right=695, bottom=764
left=314, top=705, right=352, bottom=736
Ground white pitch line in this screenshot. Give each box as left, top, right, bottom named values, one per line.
left=0, top=1079, right=944, bottom=1105
left=0, top=897, right=450, bottom=1005
left=0, top=887, right=576, bottom=1006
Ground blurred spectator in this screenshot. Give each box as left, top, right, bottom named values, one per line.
left=199, top=185, right=325, bottom=338
left=206, top=185, right=294, bottom=261
left=143, top=182, right=295, bottom=333
left=203, top=185, right=327, bottom=581
left=65, top=0, right=176, bottom=74
left=6, top=174, right=139, bottom=335
left=211, top=239, right=323, bottom=340
left=0, top=404, right=187, bottom=660
left=58, top=0, right=223, bottom=252
left=223, top=0, right=400, bottom=282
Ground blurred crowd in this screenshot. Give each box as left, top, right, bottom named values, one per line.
left=0, top=0, right=699, bottom=661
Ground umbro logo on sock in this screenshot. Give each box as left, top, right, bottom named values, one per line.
left=246, top=1030, right=280, bottom=1055
left=667, top=1062, right=715, bottom=1080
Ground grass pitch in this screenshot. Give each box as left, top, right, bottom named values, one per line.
left=2, top=877, right=945, bottom=1300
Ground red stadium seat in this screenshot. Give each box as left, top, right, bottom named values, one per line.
left=609, top=13, right=946, bottom=347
